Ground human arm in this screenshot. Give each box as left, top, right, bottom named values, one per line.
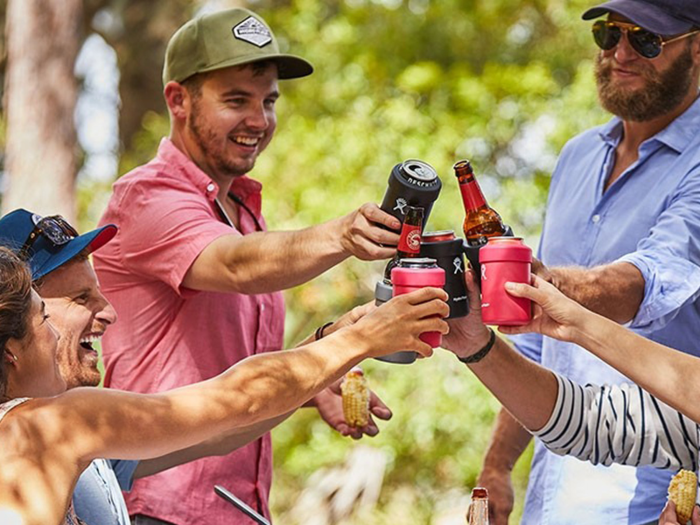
left=475, top=410, right=532, bottom=525
left=442, top=272, right=545, bottom=524
left=501, top=275, right=700, bottom=424
left=134, top=302, right=389, bottom=479
left=535, top=169, right=700, bottom=327
left=442, top=271, right=557, bottom=432
left=443, top=274, right=698, bottom=471
left=302, top=302, right=392, bottom=438
left=183, top=203, right=401, bottom=293
left=543, top=262, right=645, bottom=324
left=534, top=375, right=698, bottom=471
left=132, top=412, right=293, bottom=479
left=0, top=287, right=448, bottom=525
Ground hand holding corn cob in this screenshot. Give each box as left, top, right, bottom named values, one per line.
left=341, top=367, right=370, bottom=428
left=668, top=469, right=698, bottom=524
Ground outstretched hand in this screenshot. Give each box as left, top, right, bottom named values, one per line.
left=351, top=286, right=450, bottom=359
left=314, top=379, right=392, bottom=439
left=498, top=274, right=589, bottom=343
left=340, top=203, right=401, bottom=261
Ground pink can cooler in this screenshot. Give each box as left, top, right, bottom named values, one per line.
left=479, top=237, right=532, bottom=326
left=391, top=258, right=446, bottom=347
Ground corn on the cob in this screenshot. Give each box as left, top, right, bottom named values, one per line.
left=341, top=367, right=370, bottom=428
left=668, top=469, right=697, bottom=524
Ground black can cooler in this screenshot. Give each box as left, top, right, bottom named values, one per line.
left=419, top=230, right=469, bottom=318
left=380, top=159, right=442, bottom=228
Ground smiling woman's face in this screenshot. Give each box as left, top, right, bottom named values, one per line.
left=5, top=290, right=66, bottom=399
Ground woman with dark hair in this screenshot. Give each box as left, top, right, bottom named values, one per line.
left=0, top=247, right=448, bottom=525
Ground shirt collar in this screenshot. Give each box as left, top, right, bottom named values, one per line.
left=598, top=94, right=700, bottom=154
left=156, top=138, right=263, bottom=203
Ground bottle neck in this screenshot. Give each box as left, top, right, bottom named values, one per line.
left=468, top=499, right=489, bottom=524
left=397, top=220, right=422, bottom=256
left=458, top=175, right=488, bottom=211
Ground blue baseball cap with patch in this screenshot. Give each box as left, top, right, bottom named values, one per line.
left=0, top=209, right=117, bottom=280
left=582, top=0, right=700, bottom=35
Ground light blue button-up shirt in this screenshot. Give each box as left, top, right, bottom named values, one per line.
left=513, top=96, right=700, bottom=525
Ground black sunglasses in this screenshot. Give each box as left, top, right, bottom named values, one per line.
left=592, top=20, right=700, bottom=59
left=19, top=215, right=79, bottom=259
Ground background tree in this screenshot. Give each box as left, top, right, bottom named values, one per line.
left=3, top=0, right=84, bottom=221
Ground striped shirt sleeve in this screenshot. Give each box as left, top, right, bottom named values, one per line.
left=532, top=374, right=699, bottom=471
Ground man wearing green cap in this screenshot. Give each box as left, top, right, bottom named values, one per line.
left=94, top=8, right=401, bottom=525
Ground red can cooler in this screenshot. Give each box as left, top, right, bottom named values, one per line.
left=479, top=237, right=532, bottom=326
left=391, top=258, right=446, bottom=347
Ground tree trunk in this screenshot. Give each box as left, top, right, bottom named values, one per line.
left=3, top=0, right=83, bottom=223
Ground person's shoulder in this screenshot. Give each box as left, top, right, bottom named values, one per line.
left=109, top=157, right=205, bottom=214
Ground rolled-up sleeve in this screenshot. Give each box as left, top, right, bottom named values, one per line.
left=533, top=374, right=699, bottom=472
left=619, top=170, right=700, bottom=331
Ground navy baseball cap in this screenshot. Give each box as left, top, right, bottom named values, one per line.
left=583, top=0, right=700, bottom=35
left=0, top=209, right=117, bottom=280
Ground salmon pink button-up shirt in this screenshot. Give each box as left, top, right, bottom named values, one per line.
left=94, top=138, right=285, bottom=525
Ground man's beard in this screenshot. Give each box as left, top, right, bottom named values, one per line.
left=188, top=102, right=256, bottom=178
left=595, top=44, right=695, bottom=122
left=58, top=334, right=101, bottom=389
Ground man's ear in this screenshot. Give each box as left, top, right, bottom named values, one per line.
left=164, top=81, right=190, bottom=121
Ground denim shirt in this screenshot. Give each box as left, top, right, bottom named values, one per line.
left=513, top=95, right=700, bottom=525
left=73, top=459, right=138, bottom=525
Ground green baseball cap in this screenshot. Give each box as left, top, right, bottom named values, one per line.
left=163, top=8, right=313, bottom=85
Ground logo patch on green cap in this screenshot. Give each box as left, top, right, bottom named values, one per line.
left=233, top=16, right=272, bottom=47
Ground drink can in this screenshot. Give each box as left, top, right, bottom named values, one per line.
left=479, top=237, right=532, bottom=326
left=391, top=257, right=446, bottom=347
left=380, top=159, right=442, bottom=227
left=420, top=230, right=469, bottom=318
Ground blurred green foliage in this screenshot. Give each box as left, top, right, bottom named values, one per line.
left=77, top=0, right=612, bottom=522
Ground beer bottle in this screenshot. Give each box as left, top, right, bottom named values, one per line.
left=454, top=160, right=506, bottom=247
left=466, top=487, right=489, bottom=525
left=383, top=205, right=424, bottom=283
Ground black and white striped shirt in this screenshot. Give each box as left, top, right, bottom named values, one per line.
left=533, top=374, right=699, bottom=473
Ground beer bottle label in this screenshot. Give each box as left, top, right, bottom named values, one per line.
left=459, top=180, right=487, bottom=210
left=398, top=224, right=421, bottom=254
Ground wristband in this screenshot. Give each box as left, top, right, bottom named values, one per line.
left=314, top=321, right=334, bottom=341
left=457, top=328, right=496, bottom=364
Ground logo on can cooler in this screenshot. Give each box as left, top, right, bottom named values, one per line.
left=453, top=257, right=463, bottom=274
left=393, top=197, right=408, bottom=214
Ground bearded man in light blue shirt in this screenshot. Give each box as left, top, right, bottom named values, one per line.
left=476, top=1, right=700, bottom=524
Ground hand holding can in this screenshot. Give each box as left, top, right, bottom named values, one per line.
left=479, top=237, right=532, bottom=326
left=391, top=258, right=446, bottom=347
